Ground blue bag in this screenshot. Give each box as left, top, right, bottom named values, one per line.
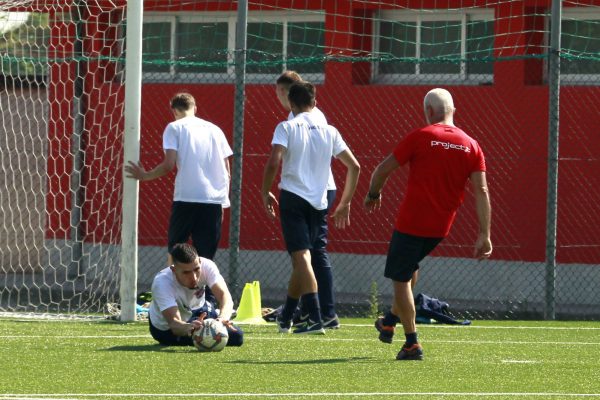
left=415, top=293, right=471, bottom=325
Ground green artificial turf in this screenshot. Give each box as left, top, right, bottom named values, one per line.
left=1, top=318, right=599, bottom=399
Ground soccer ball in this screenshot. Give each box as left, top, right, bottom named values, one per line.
left=192, top=318, right=229, bottom=352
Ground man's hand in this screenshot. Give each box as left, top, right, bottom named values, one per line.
left=331, top=203, right=351, bottom=229
left=474, top=234, right=492, bottom=260
left=262, top=191, right=278, bottom=219
left=189, top=312, right=207, bottom=335
left=218, top=319, right=238, bottom=332
left=124, top=160, right=147, bottom=181
left=363, top=192, right=382, bottom=213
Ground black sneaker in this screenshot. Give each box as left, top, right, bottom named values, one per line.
left=396, top=343, right=424, bottom=361
left=293, top=320, right=325, bottom=335
left=322, top=315, right=340, bottom=329
left=292, top=313, right=309, bottom=328
left=374, top=317, right=395, bottom=344
left=276, top=316, right=292, bottom=334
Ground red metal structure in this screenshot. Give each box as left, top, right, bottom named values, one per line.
left=40, top=1, right=600, bottom=266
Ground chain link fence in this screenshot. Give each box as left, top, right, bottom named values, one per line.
left=0, top=1, right=599, bottom=319
left=131, top=1, right=600, bottom=320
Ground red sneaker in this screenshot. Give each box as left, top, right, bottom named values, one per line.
left=374, top=317, right=395, bottom=344
left=396, top=343, right=424, bottom=360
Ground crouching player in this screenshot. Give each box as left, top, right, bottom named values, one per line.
left=148, top=243, right=244, bottom=347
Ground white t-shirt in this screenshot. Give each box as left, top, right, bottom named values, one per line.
left=273, top=112, right=348, bottom=210
left=163, top=116, right=233, bottom=207
left=149, top=258, right=225, bottom=331
left=287, top=107, right=336, bottom=191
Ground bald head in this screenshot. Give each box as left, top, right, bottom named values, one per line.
left=423, top=88, right=455, bottom=125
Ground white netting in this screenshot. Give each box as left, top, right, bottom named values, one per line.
left=0, top=2, right=126, bottom=317
left=0, top=0, right=33, bottom=10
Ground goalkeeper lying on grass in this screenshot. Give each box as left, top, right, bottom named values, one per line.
left=148, top=243, right=244, bottom=347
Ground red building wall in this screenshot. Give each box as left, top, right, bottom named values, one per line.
left=44, top=0, right=600, bottom=265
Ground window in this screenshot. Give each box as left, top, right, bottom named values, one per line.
left=373, top=9, right=494, bottom=85
left=142, top=11, right=325, bottom=83
left=560, top=9, right=600, bottom=83
left=0, top=12, right=50, bottom=80
left=142, top=14, right=232, bottom=80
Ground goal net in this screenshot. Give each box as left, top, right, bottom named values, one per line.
left=1, top=0, right=599, bottom=319
left=0, top=1, right=126, bottom=317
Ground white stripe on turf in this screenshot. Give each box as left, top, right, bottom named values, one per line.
left=343, top=323, right=600, bottom=330
left=2, top=335, right=600, bottom=346
left=2, top=392, right=600, bottom=398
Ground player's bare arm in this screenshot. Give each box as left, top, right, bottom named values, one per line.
left=225, top=156, right=232, bottom=181
left=364, top=154, right=400, bottom=212
left=125, top=149, right=177, bottom=181
left=470, top=170, right=492, bottom=260
left=209, top=280, right=234, bottom=322
left=331, top=149, right=360, bottom=229
left=162, top=306, right=203, bottom=337
left=260, top=144, right=285, bottom=219
left=222, top=156, right=233, bottom=223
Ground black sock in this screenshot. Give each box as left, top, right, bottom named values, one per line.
left=405, top=332, right=418, bottom=346
left=302, top=292, right=322, bottom=324
left=382, top=311, right=400, bottom=326
left=280, top=296, right=299, bottom=323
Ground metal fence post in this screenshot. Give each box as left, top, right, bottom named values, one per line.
left=545, top=0, right=562, bottom=320
left=228, top=0, right=248, bottom=294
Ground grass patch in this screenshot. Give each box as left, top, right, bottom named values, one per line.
left=1, top=318, right=600, bottom=399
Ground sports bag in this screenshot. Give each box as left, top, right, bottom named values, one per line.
left=415, top=293, right=471, bottom=325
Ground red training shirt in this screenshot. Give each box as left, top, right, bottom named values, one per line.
left=392, top=123, right=486, bottom=238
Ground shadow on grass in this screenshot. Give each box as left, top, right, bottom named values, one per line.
left=228, top=356, right=375, bottom=365
left=103, top=344, right=179, bottom=352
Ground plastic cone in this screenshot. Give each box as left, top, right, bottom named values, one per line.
left=234, top=281, right=267, bottom=324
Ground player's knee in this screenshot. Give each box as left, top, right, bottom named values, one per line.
left=227, top=326, right=244, bottom=346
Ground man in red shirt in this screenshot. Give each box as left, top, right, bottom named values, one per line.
left=364, top=88, right=492, bottom=361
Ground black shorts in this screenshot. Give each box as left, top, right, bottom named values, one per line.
left=168, top=201, right=223, bottom=259
left=148, top=311, right=244, bottom=347
left=279, top=190, right=327, bottom=254
left=384, top=231, right=443, bottom=282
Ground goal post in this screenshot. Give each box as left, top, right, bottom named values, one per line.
left=119, top=0, right=144, bottom=322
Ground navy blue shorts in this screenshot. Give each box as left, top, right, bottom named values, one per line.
left=168, top=201, right=222, bottom=259
left=148, top=302, right=244, bottom=347
left=279, top=190, right=327, bottom=254
left=384, top=231, right=443, bottom=282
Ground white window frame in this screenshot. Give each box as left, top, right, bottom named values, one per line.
left=551, top=8, right=600, bottom=85
left=142, top=10, right=325, bottom=84
left=372, top=9, right=494, bottom=85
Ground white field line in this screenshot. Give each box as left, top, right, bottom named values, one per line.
left=2, top=316, right=600, bottom=331
left=344, top=323, right=600, bottom=330
left=0, top=398, right=76, bottom=400
left=249, top=337, right=600, bottom=346
left=1, top=334, right=600, bottom=346
left=0, top=314, right=104, bottom=321
left=2, top=392, right=600, bottom=398
left=2, top=317, right=600, bottom=330
left=0, top=335, right=149, bottom=339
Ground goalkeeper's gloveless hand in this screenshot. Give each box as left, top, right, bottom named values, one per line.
left=218, top=319, right=238, bottom=332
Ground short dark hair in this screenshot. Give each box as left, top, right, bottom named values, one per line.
left=276, top=70, right=302, bottom=89
left=170, top=243, right=198, bottom=264
left=288, top=81, right=315, bottom=109
left=170, top=93, right=195, bottom=113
